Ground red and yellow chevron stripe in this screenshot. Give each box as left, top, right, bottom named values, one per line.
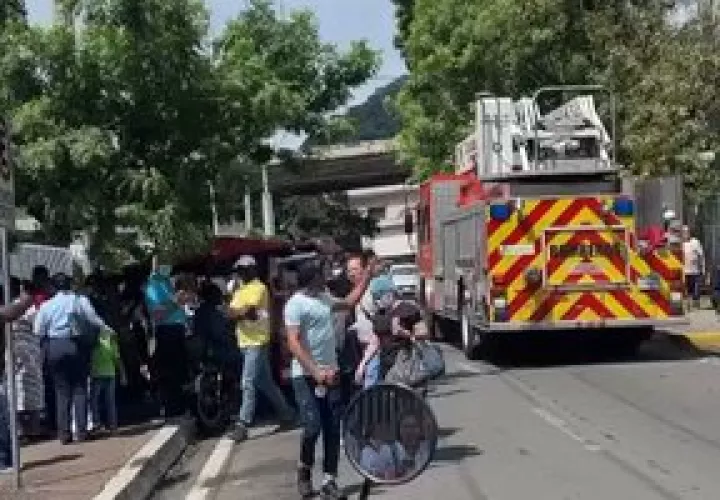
left=487, top=197, right=683, bottom=324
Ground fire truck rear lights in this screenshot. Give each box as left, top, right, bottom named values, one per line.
left=613, top=197, right=634, bottom=216
left=492, top=274, right=508, bottom=287
left=489, top=202, right=513, bottom=221
left=637, top=274, right=661, bottom=290
left=670, top=292, right=683, bottom=303
left=493, top=297, right=508, bottom=309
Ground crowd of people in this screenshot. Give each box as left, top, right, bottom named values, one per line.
left=0, top=266, right=129, bottom=466
left=0, top=248, right=432, bottom=500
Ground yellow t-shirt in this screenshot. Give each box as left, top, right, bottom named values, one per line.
left=230, top=279, right=270, bottom=347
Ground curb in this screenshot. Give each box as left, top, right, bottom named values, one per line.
left=93, top=420, right=192, bottom=500
left=667, top=331, right=720, bottom=355
left=681, top=332, right=720, bottom=354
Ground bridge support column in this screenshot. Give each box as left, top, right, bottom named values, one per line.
left=261, top=164, right=275, bottom=237
left=244, top=191, right=253, bottom=234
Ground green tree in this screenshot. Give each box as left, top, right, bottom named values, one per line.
left=392, top=0, right=720, bottom=194
left=8, top=0, right=380, bottom=269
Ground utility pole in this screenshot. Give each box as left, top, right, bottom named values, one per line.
left=261, top=163, right=275, bottom=237
left=244, top=179, right=253, bottom=235
left=53, top=0, right=73, bottom=26
left=207, top=181, right=219, bottom=237
left=699, top=0, right=719, bottom=20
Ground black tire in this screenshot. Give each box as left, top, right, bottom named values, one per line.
left=194, top=368, right=232, bottom=436
left=613, top=328, right=653, bottom=358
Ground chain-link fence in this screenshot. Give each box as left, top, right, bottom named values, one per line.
left=698, top=196, right=720, bottom=278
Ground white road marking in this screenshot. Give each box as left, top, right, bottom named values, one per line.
left=532, top=407, right=584, bottom=442
left=697, top=356, right=720, bottom=366
left=457, top=362, right=482, bottom=373
left=532, top=407, right=603, bottom=452
left=457, top=361, right=499, bottom=375
left=458, top=360, right=604, bottom=453
left=186, top=438, right=235, bottom=500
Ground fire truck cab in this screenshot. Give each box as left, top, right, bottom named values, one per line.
left=409, top=86, right=686, bottom=359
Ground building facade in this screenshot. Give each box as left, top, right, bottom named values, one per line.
left=346, top=184, right=418, bottom=263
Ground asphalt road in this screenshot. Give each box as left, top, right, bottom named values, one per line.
left=151, top=333, right=720, bottom=500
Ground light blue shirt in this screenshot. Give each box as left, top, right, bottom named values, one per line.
left=284, top=291, right=337, bottom=378
left=144, top=273, right=186, bottom=327
left=34, top=292, right=108, bottom=339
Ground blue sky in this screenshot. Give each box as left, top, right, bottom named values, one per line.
left=25, top=0, right=406, bottom=105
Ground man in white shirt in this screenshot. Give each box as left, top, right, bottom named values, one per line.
left=682, top=226, right=705, bottom=309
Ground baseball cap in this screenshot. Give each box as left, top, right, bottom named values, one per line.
left=370, top=275, right=397, bottom=301
left=233, top=255, right=257, bottom=268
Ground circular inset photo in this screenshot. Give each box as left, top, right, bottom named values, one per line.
left=342, top=383, right=438, bottom=486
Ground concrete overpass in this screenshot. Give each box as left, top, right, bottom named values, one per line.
left=267, top=140, right=413, bottom=195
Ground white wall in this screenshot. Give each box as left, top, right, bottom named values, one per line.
left=347, top=184, right=418, bottom=261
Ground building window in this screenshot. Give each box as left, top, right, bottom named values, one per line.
left=367, top=206, right=387, bottom=221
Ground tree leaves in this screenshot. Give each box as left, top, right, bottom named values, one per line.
left=392, top=0, right=720, bottom=192
left=2, top=0, right=380, bottom=270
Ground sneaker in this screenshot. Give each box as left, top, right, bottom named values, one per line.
left=297, top=465, right=313, bottom=498
left=233, top=422, right=248, bottom=442
left=320, top=479, right=343, bottom=500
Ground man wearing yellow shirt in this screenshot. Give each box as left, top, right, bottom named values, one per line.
left=229, top=256, right=294, bottom=442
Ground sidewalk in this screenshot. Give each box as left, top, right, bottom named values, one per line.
left=0, top=421, right=172, bottom=500
left=666, top=308, right=720, bottom=353
left=212, top=429, right=369, bottom=500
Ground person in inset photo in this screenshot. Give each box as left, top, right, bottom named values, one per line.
left=358, top=421, right=398, bottom=481
left=391, top=412, right=432, bottom=476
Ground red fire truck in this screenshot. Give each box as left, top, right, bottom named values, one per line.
left=407, top=86, right=686, bottom=359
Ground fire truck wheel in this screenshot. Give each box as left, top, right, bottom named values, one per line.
left=614, top=328, right=653, bottom=357
left=461, top=311, right=480, bottom=360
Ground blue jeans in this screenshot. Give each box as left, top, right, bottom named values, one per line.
left=292, top=376, right=343, bottom=475
left=0, top=383, right=11, bottom=467
left=363, top=354, right=381, bottom=389
left=686, top=273, right=701, bottom=302
left=91, top=377, right=118, bottom=430
left=238, top=345, right=293, bottom=425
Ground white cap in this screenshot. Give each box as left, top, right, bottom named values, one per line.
left=233, top=255, right=257, bottom=268
left=662, top=209, right=676, bottom=221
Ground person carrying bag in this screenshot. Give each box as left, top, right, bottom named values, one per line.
left=374, top=300, right=445, bottom=391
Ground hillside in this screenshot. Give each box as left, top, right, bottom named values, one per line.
left=343, top=75, right=407, bottom=142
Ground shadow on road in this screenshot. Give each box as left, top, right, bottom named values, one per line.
left=207, top=457, right=297, bottom=489
left=466, top=330, right=702, bottom=370
left=432, top=444, right=484, bottom=463
left=428, top=388, right=470, bottom=398
left=432, top=369, right=499, bottom=386
left=154, top=471, right=192, bottom=490
left=22, top=453, right=82, bottom=471
left=437, top=427, right=461, bottom=439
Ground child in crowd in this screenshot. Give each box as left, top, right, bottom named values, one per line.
left=91, top=329, right=126, bottom=433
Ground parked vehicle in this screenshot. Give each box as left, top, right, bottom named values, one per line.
left=406, top=86, right=686, bottom=359
left=390, top=264, right=419, bottom=299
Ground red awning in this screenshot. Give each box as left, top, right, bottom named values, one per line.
left=210, top=236, right=292, bottom=261
left=173, top=236, right=294, bottom=273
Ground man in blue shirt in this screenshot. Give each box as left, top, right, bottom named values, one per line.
left=144, top=264, right=189, bottom=418
left=284, top=258, right=374, bottom=499
left=34, top=274, right=109, bottom=444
